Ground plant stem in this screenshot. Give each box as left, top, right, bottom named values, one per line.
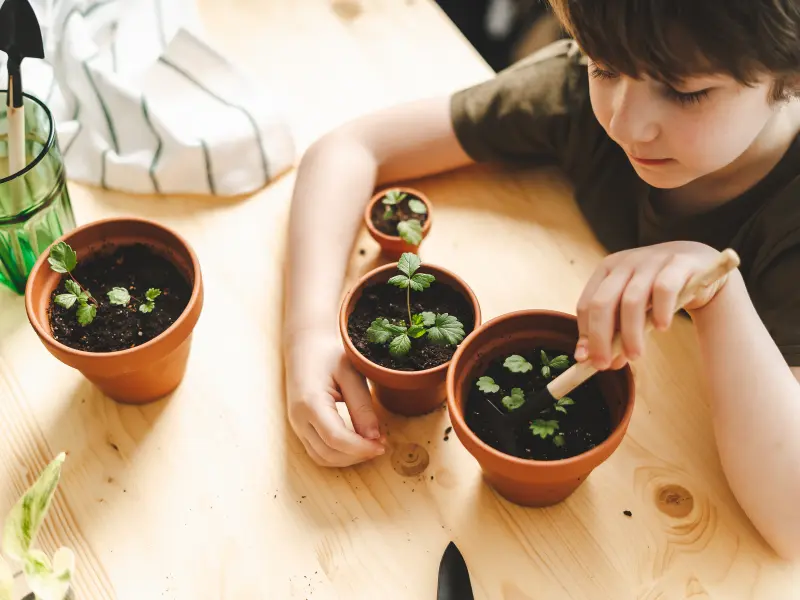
left=69, top=273, right=98, bottom=306
left=406, top=285, right=412, bottom=326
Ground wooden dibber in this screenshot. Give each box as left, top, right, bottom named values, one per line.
left=501, top=248, right=742, bottom=432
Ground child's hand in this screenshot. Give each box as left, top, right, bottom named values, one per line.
left=285, top=330, right=385, bottom=467
left=575, top=241, right=730, bottom=370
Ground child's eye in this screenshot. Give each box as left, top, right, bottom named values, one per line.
left=589, top=65, right=618, bottom=80
left=664, top=87, right=710, bottom=106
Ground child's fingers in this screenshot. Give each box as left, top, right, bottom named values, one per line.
left=336, top=358, right=381, bottom=440
left=586, top=267, right=634, bottom=369
left=576, top=264, right=614, bottom=342
left=619, top=255, right=671, bottom=359
left=652, top=258, right=694, bottom=329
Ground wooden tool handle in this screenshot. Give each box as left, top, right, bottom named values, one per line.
left=547, top=248, right=741, bottom=400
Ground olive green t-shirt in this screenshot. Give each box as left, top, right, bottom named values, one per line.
left=450, top=40, right=800, bottom=366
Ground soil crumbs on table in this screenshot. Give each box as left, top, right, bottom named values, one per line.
left=348, top=279, right=473, bottom=371
left=49, top=243, right=192, bottom=352
left=370, top=192, right=428, bottom=236
left=465, top=348, right=613, bottom=460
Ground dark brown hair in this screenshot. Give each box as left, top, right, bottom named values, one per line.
left=548, top=0, right=800, bottom=101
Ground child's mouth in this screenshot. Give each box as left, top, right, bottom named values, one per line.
left=629, top=155, right=674, bottom=167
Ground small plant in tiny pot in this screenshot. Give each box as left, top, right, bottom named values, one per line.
left=340, top=252, right=481, bottom=416
left=446, top=310, right=634, bottom=507
left=25, top=217, right=204, bottom=404
left=365, top=187, right=432, bottom=258
left=1, top=453, right=75, bottom=600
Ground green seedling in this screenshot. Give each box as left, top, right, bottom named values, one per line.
left=380, top=189, right=427, bottom=245
left=540, top=350, right=569, bottom=378
left=366, top=252, right=465, bottom=358
left=48, top=242, right=161, bottom=326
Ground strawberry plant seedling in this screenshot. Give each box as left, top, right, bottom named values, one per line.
left=380, top=189, right=427, bottom=245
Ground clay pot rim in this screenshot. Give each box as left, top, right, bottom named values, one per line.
left=363, top=186, right=433, bottom=245
left=446, top=308, right=635, bottom=470
left=24, top=215, right=203, bottom=359
left=339, top=259, right=481, bottom=379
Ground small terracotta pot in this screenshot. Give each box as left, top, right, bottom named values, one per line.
left=446, top=310, right=635, bottom=506
left=340, top=261, right=480, bottom=416
left=25, top=217, right=204, bottom=404
left=364, top=186, right=432, bottom=259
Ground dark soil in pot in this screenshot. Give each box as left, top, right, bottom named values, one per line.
left=370, top=191, right=429, bottom=237
left=347, top=280, right=474, bottom=371
left=465, top=348, right=612, bottom=461
left=48, top=243, right=192, bottom=353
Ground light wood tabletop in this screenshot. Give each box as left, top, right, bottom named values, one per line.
left=1, top=1, right=798, bottom=598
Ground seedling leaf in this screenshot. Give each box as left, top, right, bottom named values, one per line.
left=502, top=387, right=525, bottom=410
left=408, top=324, right=426, bottom=338
left=382, top=190, right=407, bottom=206
left=504, top=355, right=533, bottom=373
left=76, top=302, right=96, bottom=326
left=145, top=288, right=161, bottom=301
left=549, top=355, right=570, bottom=370
left=541, top=365, right=551, bottom=379
left=107, top=287, right=131, bottom=306
left=420, top=311, right=436, bottom=327
left=477, top=376, right=500, bottom=394
left=383, top=206, right=394, bottom=220
left=557, top=397, right=574, bottom=407
left=139, top=303, right=154, bottom=314
left=54, top=294, right=77, bottom=310
left=388, top=274, right=409, bottom=289
left=553, top=434, right=566, bottom=447
left=409, top=272, right=435, bottom=291
left=367, top=318, right=406, bottom=344
left=397, top=253, right=420, bottom=277
left=555, top=405, right=567, bottom=414
left=47, top=242, right=77, bottom=274
left=530, top=419, right=559, bottom=439
left=407, top=198, right=427, bottom=214
left=426, top=313, right=465, bottom=346
left=64, top=280, right=81, bottom=297
left=397, top=219, right=423, bottom=245
left=389, top=333, right=411, bottom=357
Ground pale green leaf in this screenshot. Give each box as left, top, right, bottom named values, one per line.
left=76, top=303, right=96, bottom=326
left=530, top=419, right=559, bottom=439
left=397, top=253, right=420, bottom=278
left=476, top=376, right=500, bottom=394
left=3, top=453, right=66, bottom=560
left=541, top=365, right=551, bottom=379
left=397, top=219, right=423, bottom=245
left=409, top=272, right=435, bottom=292
left=107, top=287, right=130, bottom=306
left=426, top=313, right=465, bottom=346
left=47, top=243, right=77, bottom=274
left=540, top=350, right=550, bottom=365
left=420, top=311, right=436, bottom=327
left=557, top=396, right=574, bottom=406
left=555, top=405, right=567, bottom=414
left=553, top=434, right=566, bottom=447
left=54, top=294, right=77, bottom=310
left=0, top=556, right=12, bottom=600
left=64, top=280, right=81, bottom=297
left=504, top=355, right=533, bottom=373
left=367, top=318, right=406, bottom=344
left=139, top=302, right=154, bottom=314
left=407, top=324, right=426, bottom=338
left=407, top=198, right=427, bottom=214
left=389, top=333, right=411, bottom=357
left=549, top=355, right=570, bottom=370
left=388, top=274, right=409, bottom=289
left=25, top=547, right=73, bottom=600
left=383, top=206, right=394, bottom=220
left=382, top=190, right=407, bottom=205
left=502, top=388, right=525, bottom=411
left=145, top=288, right=161, bottom=302
left=411, top=314, right=424, bottom=327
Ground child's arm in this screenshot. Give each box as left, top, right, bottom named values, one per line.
left=283, top=96, right=474, bottom=467
left=575, top=241, right=800, bottom=560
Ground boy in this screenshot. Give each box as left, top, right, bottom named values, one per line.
left=283, top=0, right=800, bottom=559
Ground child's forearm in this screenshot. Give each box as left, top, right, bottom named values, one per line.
left=691, top=269, right=800, bottom=560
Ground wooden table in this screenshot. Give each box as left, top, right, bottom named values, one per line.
left=1, top=1, right=798, bottom=598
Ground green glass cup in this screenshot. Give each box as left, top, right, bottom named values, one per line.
left=0, top=90, right=76, bottom=295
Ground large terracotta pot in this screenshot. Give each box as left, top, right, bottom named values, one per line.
left=340, top=261, right=480, bottom=416
left=364, top=186, right=432, bottom=259
left=446, top=310, right=635, bottom=506
left=25, top=217, right=204, bottom=404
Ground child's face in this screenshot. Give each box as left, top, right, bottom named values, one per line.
left=587, top=59, right=777, bottom=189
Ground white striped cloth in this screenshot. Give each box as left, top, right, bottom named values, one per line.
left=0, top=0, right=296, bottom=196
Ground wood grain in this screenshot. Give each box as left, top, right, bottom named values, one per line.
left=1, top=1, right=798, bottom=598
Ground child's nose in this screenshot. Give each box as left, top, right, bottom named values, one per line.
left=608, top=80, right=660, bottom=146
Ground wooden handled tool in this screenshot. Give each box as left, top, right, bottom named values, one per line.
left=500, top=248, right=741, bottom=431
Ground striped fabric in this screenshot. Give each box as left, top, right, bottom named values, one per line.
left=1, top=0, right=296, bottom=195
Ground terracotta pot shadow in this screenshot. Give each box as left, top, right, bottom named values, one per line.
left=25, top=217, right=204, bottom=404
left=446, top=310, right=635, bottom=506
left=340, top=261, right=480, bottom=417
left=364, top=186, right=432, bottom=260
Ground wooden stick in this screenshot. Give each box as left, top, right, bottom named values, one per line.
left=547, top=249, right=741, bottom=400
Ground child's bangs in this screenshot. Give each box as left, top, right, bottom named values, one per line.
left=550, top=0, right=761, bottom=86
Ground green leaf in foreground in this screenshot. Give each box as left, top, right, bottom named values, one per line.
left=477, top=376, right=500, bottom=394
left=502, top=387, right=525, bottom=411
left=76, top=302, right=96, bottom=326
left=409, top=272, right=435, bottom=292
left=426, top=313, right=465, bottom=346
left=367, top=318, right=406, bottom=344
left=420, top=311, right=436, bottom=327
left=54, top=293, right=78, bottom=310
left=64, top=280, right=81, bottom=297
left=47, top=242, right=77, bottom=274
left=549, top=355, right=570, bottom=370
left=553, top=434, right=566, bottom=447
left=397, top=219, right=423, bottom=245
left=107, top=287, right=131, bottom=306
left=389, top=333, right=411, bottom=357
left=146, top=288, right=161, bottom=302
left=530, top=419, right=559, bottom=439
left=504, top=355, right=533, bottom=373
left=407, top=198, right=427, bottom=214
left=397, top=252, right=420, bottom=277
left=382, top=190, right=407, bottom=206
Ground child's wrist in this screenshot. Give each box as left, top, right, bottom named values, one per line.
left=687, top=268, right=746, bottom=319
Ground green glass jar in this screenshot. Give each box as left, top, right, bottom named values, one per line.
left=0, top=90, right=76, bottom=295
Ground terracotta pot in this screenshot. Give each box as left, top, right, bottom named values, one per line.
left=340, top=261, right=480, bottom=416
left=446, top=310, right=635, bottom=506
left=25, top=217, right=204, bottom=404
left=364, top=186, right=432, bottom=259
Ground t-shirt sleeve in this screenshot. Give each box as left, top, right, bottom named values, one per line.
left=450, top=39, right=591, bottom=166
left=749, top=246, right=800, bottom=366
